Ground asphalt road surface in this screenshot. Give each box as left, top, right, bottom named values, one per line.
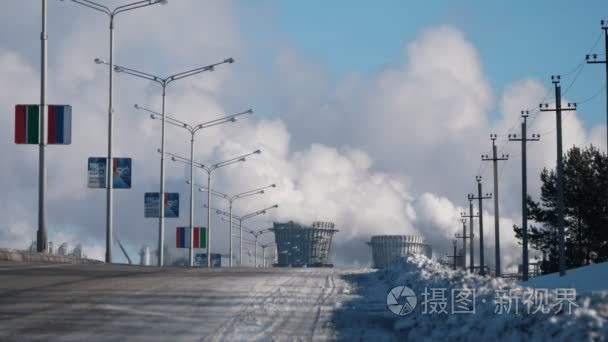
left=0, top=261, right=397, bottom=341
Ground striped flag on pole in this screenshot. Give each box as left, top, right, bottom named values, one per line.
left=176, top=227, right=206, bottom=248
left=193, top=227, right=207, bottom=248
left=176, top=227, right=187, bottom=248
left=15, top=104, right=72, bottom=145
left=14, top=105, right=40, bottom=144
left=47, top=105, right=72, bottom=144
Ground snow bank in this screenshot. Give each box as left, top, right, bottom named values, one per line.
left=377, top=255, right=608, bottom=341
left=524, top=261, right=608, bottom=294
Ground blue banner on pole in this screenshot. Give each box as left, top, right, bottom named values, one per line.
left=144, top=192, right=179, bottom=218
left=88, top=157, right=131, bottom=189
left=195, top=253, right=221, bottom=267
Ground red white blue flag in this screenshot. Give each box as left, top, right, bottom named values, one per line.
left=47, top=105, right=72, bottom=144
left=176, top=227, right=187, bottom=248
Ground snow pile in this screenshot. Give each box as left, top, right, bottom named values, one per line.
left=524, top=262, right=608, bottom=294
left=378, top=255, right=608, bottom=341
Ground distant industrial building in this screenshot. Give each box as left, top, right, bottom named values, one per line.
left=57, top=242, right=70, bottom=256
left=28, top=241, right=53, bottom=254
left=367, top=235, right=432, bottom=269
left=71, top=244, right=84, bottom=258
left=272, top=221, right=338, bottom=267
left=140, top=246, right=151, bottom=266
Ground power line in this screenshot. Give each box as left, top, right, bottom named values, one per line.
left=577, top=82, right=607, bottom=104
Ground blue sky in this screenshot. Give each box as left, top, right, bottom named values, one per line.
left=242, top=0, right=608, bottom=129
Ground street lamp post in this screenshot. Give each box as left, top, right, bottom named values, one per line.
left=260, top=243, right=275, bottom=268
left=136, top=105, right=252, bottom=266
left=62, top=0, right=168, bottom=263
left=233, top=224, right=273, bottom=267
left=249, top=228, right=273, bottom=267
left=166, top=150, right=262, bottom=267
left=198, top=184, right=276, bottom=267
left=94, top=58, right=234, bottom=266
left=206, top=204, right=279, bottom=266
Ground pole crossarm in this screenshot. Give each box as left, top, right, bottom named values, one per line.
left=207, top=204, right=279, bottom=221
left=468, top=193, right=492, bottom=201
left=198, top=184, right=276, bottom=202
left=481, top=134, right=509, bottom=162
left=134, top=104, right=252, bottom=134
left=508, top=112, right=541, bottom=143
left=102, top=57, right=233, bottom=86
left=460, top=204, right=480, bottom=220
left=250, top=227, right=274, bottom=238
left=163, top=150, right=260, bottom=173
left=66, top=0, right=166, bottom=17
left=455, top=219, right=469, bottom=240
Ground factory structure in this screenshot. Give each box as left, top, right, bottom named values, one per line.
left=28, top=241, right=85, bottom=258
left=272, top=221, right=338, bottom=267
left=367, top=235, right=432, bottom=269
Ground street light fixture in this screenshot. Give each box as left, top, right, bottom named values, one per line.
left=60, top=0, right=167, bottom=264
left=260, top=242, right=276, bottom=268
left=136, top=105, right=252, bottom=266
left=196, top=184, right=276, bottom=267
left=248, top=227, right=273, bottom=268
left=164, top=150, right=262, bottom=267
left=94, top=58, right=234, bottom=266
left=206, top=204, right=279, bottom=266
left=218, top=218, right=273, bottom=268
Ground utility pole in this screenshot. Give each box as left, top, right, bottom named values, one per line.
left=454, top=218, right=468, bottom=270
left=540, top=75, right=577, bottom=277
left=508, top=110, right=540, bottom=281
left=37, top=0, right=48, bottom=253
left=585, top=20, right=608, bottom=153
left=461, top=198, right=479, bottom=272
left=482, top=134, right=509, bottom=276
left=469, top=176, right=492, bottom=276
left=447, top=240, right=458, bottom=270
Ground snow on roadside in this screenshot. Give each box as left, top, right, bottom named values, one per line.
left=524, top=261, right=608, bottom=294
left=376, top=255, right=608, bottom=341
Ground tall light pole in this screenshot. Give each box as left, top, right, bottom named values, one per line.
left=236, top=225, right=273, bottom=267
left=260, top=242, right=276, bottom=267
left=207, top=204, right=279, bottom=266
left=94, top=58, right=234, bottom=266
left=197, top=184, right=276, bottom=267
left=37, top=0, right=48, bottom=253
left=61, top=0, right=168, bottom=263
left=166, top=150, right=262, bottom=267
left=136, top=105, right=252, bottom=266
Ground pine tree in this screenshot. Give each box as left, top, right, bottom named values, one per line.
left=514, top=145, right=608, bottom=274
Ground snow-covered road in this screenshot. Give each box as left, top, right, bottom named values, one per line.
left=0, top=262, right=397, bottom=341
left=3, top=259, right=605, bottom=341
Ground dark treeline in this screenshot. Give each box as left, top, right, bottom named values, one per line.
left=514, top=145, right=608, bottom=274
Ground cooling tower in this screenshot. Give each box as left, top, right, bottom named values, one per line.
left=367, top=235, right=432, bottom=268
